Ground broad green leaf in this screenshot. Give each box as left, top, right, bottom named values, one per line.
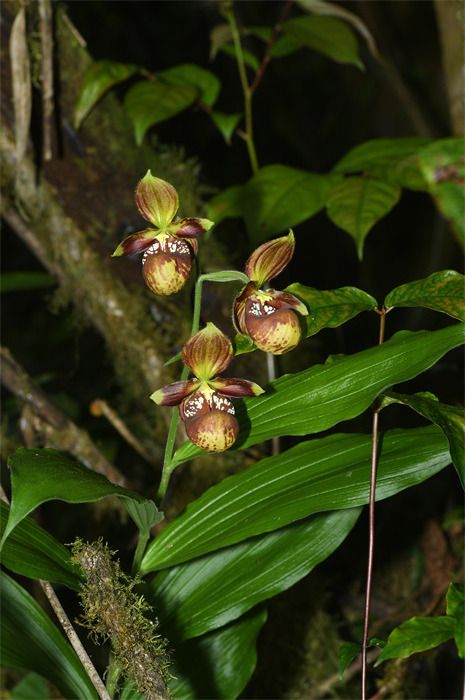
left=210, top=110, right=241, bottom=144
left=206, top=184, right=245, bottom=225
left=270, top=34, right=302, bottom=58
left=338, top=641, right=360, bottom=678
left=148, top=509, right=359, bottom=637
left=418, top=138, right=465, bottom=246
left=1, top=572, right=99, bottom=699
left=0, top=271, right=55, bottom=293
left=1, top=448, right=153, bottom=549
left=281, top=15, right=363, bottom=69
left=124, top=499, right=164, bottom=534
left=0, top=502, right=80, bottom=589
left=170, top=323, right=465, bottom=467
left=297, top=0, right=379, bottom=59
left=142, top=425, right=450, bottom=571
left=285, top=283, right=377, bottom=336
left=210, top=24, right=233, bottom=60
left=220, top=43, right=260, bottom=71
left=334, top=138, right=431, bottom=175
left=198, top=270, right=250, bottom=284
left=11, top=673, right=49, bottom=699
left=326, top=177, right=401, bottom=259
left=159, top=64, right=220, bottom=107
left=383, top=391, right=464, bottom=488
left=375, top=616, right=455, bottom=665
left=75, top=60, right=139, bottom=128
left=124, top=80, right=198, bottom=145
left=233, top=332, right=256, bottom=356
left=446, top=583, right=465, bottom=658
left=243, top=165, right=337, bottom=243
left=385, top=270, right=465, bottom=320
left=169, top=609, right=267, bottom=699
left=446, top=583, right=465, bottom=618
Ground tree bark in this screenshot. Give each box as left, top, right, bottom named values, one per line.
left=435, top=0, right=465, bottom=136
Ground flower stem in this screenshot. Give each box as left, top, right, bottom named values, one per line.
left=361, top=308, right=387, bottom=700
left=226, top=5, right=259, bottom=174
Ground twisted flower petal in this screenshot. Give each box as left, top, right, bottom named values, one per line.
left=150, top=379, right=200, bottom=407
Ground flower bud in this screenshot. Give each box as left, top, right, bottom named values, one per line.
left=182, top=323, right=233, bottom=380
left=234, top=286, right=308, bottom=355
left=245, top=230, right=295, bottom=287
left=135, top=171, right=179, bottom=228
left=142, top=234, right=195, bottom=295
left=180, top=390, right=238, bottom=452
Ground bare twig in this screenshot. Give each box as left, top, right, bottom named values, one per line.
left=39, top=0, right=55, bottom=161
left=314, top=648, right=380, bottom=698
left=361, top=309, right=387, bottom=700
left=250, top=0, right=294, bottom=95
left=1, top=346, right=127, bottom=486
left=9, top=7, right=32, bottom=167
left=40, top=580, right=112, bottom=700
left=90, top=399, right=157, bottom=466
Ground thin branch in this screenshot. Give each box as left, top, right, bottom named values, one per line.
left=39, top=0, right=55, bottom=161
left=1, top=346, right=127, bottom=486
left=361, top=308, right=387, bottom=700
left=90, top=399, right=156, bottom=466
left=40, top=580, right=112, bottom=700
left=250, top=0, right=294, bottom=95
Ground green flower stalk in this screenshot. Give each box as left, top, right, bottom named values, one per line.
left=112, top=171, right=214, bottom=295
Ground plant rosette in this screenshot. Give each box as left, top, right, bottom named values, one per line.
left=151, top=323, right=264, bottom=452
left=233, top=231, right=309, bottom=354
left=112, top=170, right=214, bottom=295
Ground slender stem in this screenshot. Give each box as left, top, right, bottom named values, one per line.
left=131, top=529, right=150, bottom=576
left=156, top=275, right=206, bottom=502
left=105, top=652, right=121, bottom=697
left=250, top=0, right=294, bottom=95
left=226, top=6, right=259, bottom=174
left=361, top=308, right=386, bottom=700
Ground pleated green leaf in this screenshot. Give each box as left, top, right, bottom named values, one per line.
left=170, top=323, right=464, bottom=468
left=383, top=391, right=464, bottom=488
left=1, top=572, right=99, bottom=699
left=149, top=509, right=359, bottom=638
left=142, top=425, right=450, bottom=571
left=125, top=80, right=198, bottom=145
left=243, top=165, right=336, bottom=243
left=168, top=609, right=267, bottom=699
left=446, top=583, right=465, bottom=658
left=326, top=177, right=401, bottom=259
left=375, top=616, right=455, bottom=665
left=286, top=283, right=377, bottom=336
left=385, top=270, right=465, bottom=320
left=75, top=60, right=139, bottom=128
left=0, top=502, right=80, bottom=589
left=1, top=448, right=154, bottom=550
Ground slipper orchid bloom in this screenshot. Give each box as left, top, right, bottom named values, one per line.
left=233, top=231, right=308, bottom=354
left=112, top=171, right=213, bottom=295
left=151, top=323, right=264, bottom=452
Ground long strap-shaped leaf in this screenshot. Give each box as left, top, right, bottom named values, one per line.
left=1, top=572, right=99, bottom=699
left=170, top=323, right=464, bottom=468
left=142, top=425, right=450, bottom=571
